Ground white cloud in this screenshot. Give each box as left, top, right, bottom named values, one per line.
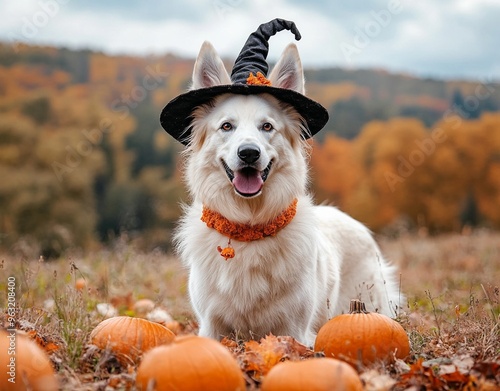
left=0, top=0, right=499, bottom=80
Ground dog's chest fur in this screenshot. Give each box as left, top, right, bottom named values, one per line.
left=176, top=197, right=341, bottom=342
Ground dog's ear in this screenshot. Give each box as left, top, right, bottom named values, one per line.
left=191, top=41, right=231, bottom=89
left=268, top=43, right=305, bottom=94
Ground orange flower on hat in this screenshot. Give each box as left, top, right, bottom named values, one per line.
left=246, top=72, right=272, bottom=86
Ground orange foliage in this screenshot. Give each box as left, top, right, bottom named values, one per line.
left=398, top=358, right=478, bottom=390
left=307, top=82, right=370, bottom=109
left=311, top=114, right=500, bottom=231
left=395, top=94, right=449, bottom=111
left=0, top=64, right=71, bottom=100
left=241, top=334, right=313, bottom=380
left=89, top=54, right=120, bottom=84
left=311, top=135, right=361, bottom=206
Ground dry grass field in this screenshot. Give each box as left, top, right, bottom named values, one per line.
left=1, top=230, right=499, bottom=390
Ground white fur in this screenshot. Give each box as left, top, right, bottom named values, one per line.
left=175, top=42, right=402, bottom=346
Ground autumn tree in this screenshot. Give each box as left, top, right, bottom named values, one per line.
left=474, top=113, right=500, bottom=227
left=0, top=109, right=103, bottom=257
left=310, top=135, right=361, bottom=207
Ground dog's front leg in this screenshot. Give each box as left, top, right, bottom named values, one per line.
left=197, top=322, right=218, bottom=340
left=188, top=272, right=228, bottom=340
left=197, top=314, right=229, bottom=341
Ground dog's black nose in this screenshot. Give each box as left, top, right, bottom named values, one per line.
left=238, top=144, right=261, bottom=164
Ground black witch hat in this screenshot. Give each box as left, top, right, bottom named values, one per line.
left=160, top=19, right=329, bottom=145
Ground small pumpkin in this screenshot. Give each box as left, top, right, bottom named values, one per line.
left=314, top=299, right=410, bottom=367
left=0, top=329, right=58, bottom=391
left=75, top=277, right=86, bottom=291
left=90, top=316, right=175, bottom=365
left=136, top=335, right=245, bottom=391
left=261, top=358, right=363, bottom=391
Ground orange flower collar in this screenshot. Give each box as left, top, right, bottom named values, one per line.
left=201, top=199, right=298, bottom=260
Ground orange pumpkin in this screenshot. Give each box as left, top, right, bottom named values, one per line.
left=314, top=299, right=410, bottom=367
left=0, top=329, right=58, bottom=391
left=261, top=358, right=363, bottom=391
left=90, top=316, right=175, bottom=365
left=75, top=278, right=86, bottom=291
left=136, top=335, right=245, bottom=391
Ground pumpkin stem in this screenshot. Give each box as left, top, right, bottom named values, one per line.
left=349, top=299, right=369, bottom=314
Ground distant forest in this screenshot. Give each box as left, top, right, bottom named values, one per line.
left=1, top=43, right=499, bottom=257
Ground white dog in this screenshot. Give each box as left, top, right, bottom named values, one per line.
left=170, top=39, right=402, bottom=347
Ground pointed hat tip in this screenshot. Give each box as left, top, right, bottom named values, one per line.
left=231, top=19, right=302, bottom=84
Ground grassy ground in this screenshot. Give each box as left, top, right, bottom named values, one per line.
left=1, top=230, right=499, bottom=390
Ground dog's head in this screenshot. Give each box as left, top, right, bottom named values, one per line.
left=184, top=42, right=310, bottom=219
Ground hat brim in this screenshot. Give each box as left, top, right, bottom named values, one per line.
left=160, top=85, right=329, bottom=146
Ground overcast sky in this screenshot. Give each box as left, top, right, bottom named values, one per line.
left=1, top=0, right=500, bottom=81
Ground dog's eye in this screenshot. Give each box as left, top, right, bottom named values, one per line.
left=220, top=122, right=233, bottom=131
left=262, top=122, right=274, bottom=132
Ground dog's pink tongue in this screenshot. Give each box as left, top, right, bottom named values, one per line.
left=233, top=170, right=263, bottom=195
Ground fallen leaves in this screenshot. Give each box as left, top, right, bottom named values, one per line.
left=219, top=333, right=500, bottom=390
left=27, top=329, right=59, bottom=354
left=4, top=312, right=500, bottom=391
left=360, top=370, right=396, bottom=391
left=222, top=334, right=314, bottom=381
left=397, top=357, right=500, bottom=390
left=472, top=361, right=500, bottom=384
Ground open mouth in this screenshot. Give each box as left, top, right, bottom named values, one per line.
left=222, top=160, right=273, bottom=197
